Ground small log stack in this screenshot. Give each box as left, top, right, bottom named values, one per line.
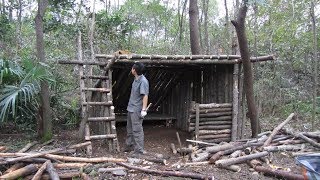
left=188, top=102, right=232, bottom=143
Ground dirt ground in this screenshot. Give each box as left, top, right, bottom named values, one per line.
left=0, top=118, right=309, bottom=180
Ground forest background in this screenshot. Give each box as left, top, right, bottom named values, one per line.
left=0, top=0, right=319, bottom=139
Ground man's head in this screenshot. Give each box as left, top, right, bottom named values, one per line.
left=131, top=62, right=145, bottom=76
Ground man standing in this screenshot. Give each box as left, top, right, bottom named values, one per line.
left=124, top=62, right=149, bottom=156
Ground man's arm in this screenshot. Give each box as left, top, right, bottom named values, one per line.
left=142, top=95, right=148, bottom=110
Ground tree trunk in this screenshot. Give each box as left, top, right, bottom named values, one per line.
left=231, top=1, right=260, bottom=137
left=35, top=0, right=51, bottom=140
left=189, top=0, right=201, bottom=54
left=203, top=0, right=209, bottom=54
left=178, top=0, right=187, bottom=45
left=311, top=0, right=318, bottom=131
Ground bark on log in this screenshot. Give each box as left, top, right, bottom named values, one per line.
left=206, top=143, right=240, bottom=153
left=198, top=129, right=231, bottom=135
left=199, top=103, right=232, bottom=109
left=46, top=160, right=60, bottom=180
left=18, top=141, right=38, bottom=153
left=229, top=150, right=242, bottom=158
left=190, top=107, right=232, bottom=114
left=278, top=139, right=304, bottom=145
left=303, top=132, right=320, bottom=140
left=291, top=151, right=320, bottom=156
left=186, top=139, right=218, bottom=146
left=189, top=121, right=232, bottom=126
left=247, top=159, right=262, bottom=168
left=80, top=173, right=91, bottom=180
left=223, top=165, right=241, bottom=172
left=53, top=163, right=90, bottom=169
left=189, top=116, right=232, bottom=122
left=209, top=151, right=223, bottom=164
left=222, top=142, right=264, bottom=155
left=192, top=152, right=209, bottom=162
left=254, top=165, right=304, bottom=180
left=263, top=144, right=304, bottom=152
left=25, top=172, right=81, bottom=180
left=205, top=138, right=231, bottom=143
left=284, top=128, right=320, bottom=149
left=0, top=164, right=38, bottom=180
left=263, top=113, right=295, bottom=146
left=189, top=125, right=232, bottom=131
left=144, top=157, right=167, bottom=165
left=3, top=163, right=25, bottom=174
left=184, top=161, right=209, bottom=166
left=44, top=154, right=126, bottom=163
left=215, top=151, right=269, bottom=167
left=190, top=112, right=232, bottom=118
left=116, top=162, right=214, bottom=180
left=32, top=160, right=49, bottom=180
left=199, top=133, right=230, bottom=140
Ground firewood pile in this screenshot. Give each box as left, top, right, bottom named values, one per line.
left=172, top=113, right=320, bottom=180
left=0, top=113, right=319, bottom=180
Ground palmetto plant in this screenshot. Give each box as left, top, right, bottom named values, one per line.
left=0, top=59, right=53, bottom=123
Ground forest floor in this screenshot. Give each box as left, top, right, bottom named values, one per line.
left=0, top=115, right=319, bottom=180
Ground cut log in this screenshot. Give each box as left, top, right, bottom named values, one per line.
left=190, top=112, right=232, bottom=118
left=206, top=143, right=239, bottom=153
left=0, top=164, right=38, bottom=180
left=189, top=116, right=232, bottom=122
left=215, top=151, right=269, bottom=167
left=186, top=139, right=218, bottom=146
left=189, top=121, right=232, bottom=126
left=291, top=151, right=320, bottom=156
left=189, top=125, right=232, bottom=131
left=198, top=129, right=231, bottom=135
left=18, top=141, right=38, bottom=153
left=46, top=160, right=60, bottom=180
left=32, top=160, right=49, bottom=180
left=229, top=150, right=242, bottom=158
left=247, top=159, right=262, bottom=168
left=284, top=128, right=320, bottom=149
left=170, top=143, right=177, bottom=154
left=192, top=152, right=209, bottom=162
left=190, top=107, right=232, bottom=114
left=25, top=172, right=81, bottom=180
left=0, top=146, right=7, bottom=152
left=184, top=161, right=209, bottom=166
left=176, top=132, right=182, bottom=148
left=208, top=151, right=224, bottom=164
left=144, top=157, right=167, bottom=165
left=222, top=142, right=264, bottom=155
left=263, top=113, right=295, bottom=146
left=116, top=162, right=214, bottom=180
left=278, top=139, right=304, bottom=145
left=303, top=132, right=320, bottom=140
left=80, top=173, right=91, bottom=180
left=53, top=163, right=90, bottom=169
left=4, top=163, right=25, bottom=174
left=199, top=133, right=231, bottom=140
left=263, top=144, right=304, bottom=152
left=44, top=154, right=126, bottom=163
left=254, top=165, right=304, bottom=180
left=205, top=138, right=231, bottom=143
left=199, top=103, right=232, bottom=109
left=223, top=165, right=241, bottom=172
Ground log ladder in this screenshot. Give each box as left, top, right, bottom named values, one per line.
left=78, top=58, right=119, bottom=155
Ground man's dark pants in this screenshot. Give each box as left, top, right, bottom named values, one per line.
left=125, top=111, right=144, bottom=153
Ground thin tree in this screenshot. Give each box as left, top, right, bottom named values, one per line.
left=189, top=0, right=201, bottom=54
left=311, top=0, right=318, bottom=130
left=35, top=0, right=52, bottom=140
left=231, top=0, right=260, bottom=137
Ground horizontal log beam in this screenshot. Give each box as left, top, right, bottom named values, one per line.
left=190, top=112, right=232, bottom=118
left=190, top=116, right=232, bottom=122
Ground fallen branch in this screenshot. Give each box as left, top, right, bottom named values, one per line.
left=116, top=162, right=214, bottom=180
left=284, top=128, right=320, bottom=149
left=3, top=163, right=25, bottom=174
left=263, top=113, right=295, bottom=146
left=0, top=164, right=38, bottom=180
left=215, top=151, right=269, bottom=167
left=18, top=141, right=38, bottom=153
left=254, top=165, right=304, bottom=180
left=46, top=160, right=60, bottom=180
left=32, top=160, right=49, bottom=180
left=44, top=154, right=126, bottom=163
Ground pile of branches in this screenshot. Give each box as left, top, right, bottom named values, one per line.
left=171, top=113, right=320, bottom=180
left=0, top=141, right=214, bottom=179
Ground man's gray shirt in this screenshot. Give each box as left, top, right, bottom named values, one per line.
left=127, top=75, right=149, bottom=112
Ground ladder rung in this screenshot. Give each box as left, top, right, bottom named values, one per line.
left=81, top=75, right=109, bottom=80
left=85, top=134, right=117, bottom=140
left=83, top=101, right=113, bottom=106
left=82, top=88, right=110, bottom=92
left=88, top=116, right=115, bottom=122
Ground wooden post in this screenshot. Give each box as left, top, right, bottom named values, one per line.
left=195, top=103, right=200, bottom=141
left=231, top=64, right=239, bottom=141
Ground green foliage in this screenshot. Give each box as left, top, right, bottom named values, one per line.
left=0, top=59, right=53, bottom=124
left=0, top=15, right=13, bottom=42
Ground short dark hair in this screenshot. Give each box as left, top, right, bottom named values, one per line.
left=132, top=62, right=145, bottom=75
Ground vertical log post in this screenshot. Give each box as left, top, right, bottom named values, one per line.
left=195, top=103, right=200, bottom=141
left=232, top=64, right=239, bottom=141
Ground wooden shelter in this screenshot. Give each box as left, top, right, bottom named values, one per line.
left=59, top=54, right=274, bottom=153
